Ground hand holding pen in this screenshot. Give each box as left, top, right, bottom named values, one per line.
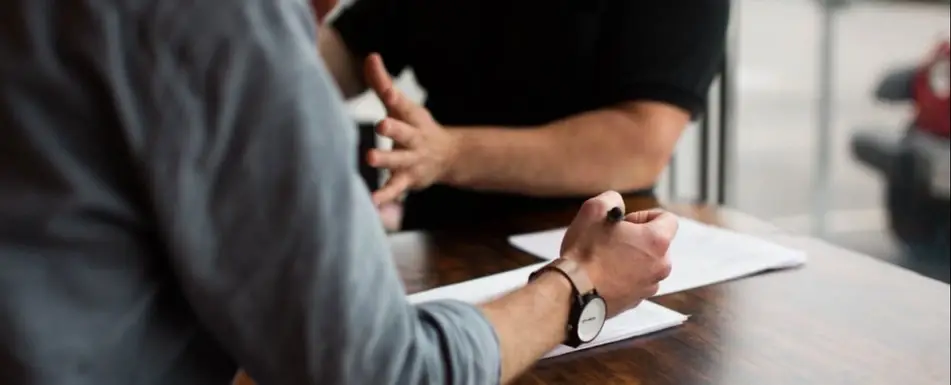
left=559, top=191, right=678, bottom=318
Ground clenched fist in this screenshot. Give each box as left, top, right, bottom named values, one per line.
left=559, top=191, right=677, bottom=318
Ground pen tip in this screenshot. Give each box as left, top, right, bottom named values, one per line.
left=607, top=207, right=624, bottom=222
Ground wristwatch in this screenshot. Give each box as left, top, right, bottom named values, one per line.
left=528, top=259, right=607, bottom=348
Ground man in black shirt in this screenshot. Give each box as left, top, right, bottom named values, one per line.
left=320, top=0, right=730, bottom=230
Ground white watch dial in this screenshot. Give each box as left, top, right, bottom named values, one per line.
left=576, top=297, right=607, bottom=343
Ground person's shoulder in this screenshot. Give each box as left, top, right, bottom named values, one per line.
left=628, top=0, right=729, bottom=12
left=617, top=0, right=729, bottom=23
left=614, top=0, right=729, bottom=41
left=133, top=0, right=316, bottom=53
left=686, top=0, right=730, bottom=24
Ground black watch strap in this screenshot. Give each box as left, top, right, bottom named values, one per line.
left=528, top=259, right=602, bottom=347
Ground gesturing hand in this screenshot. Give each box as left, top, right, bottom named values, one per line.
left=560, top=191, right=678, bottom=318
left=363, top=53, right=460, bottom=206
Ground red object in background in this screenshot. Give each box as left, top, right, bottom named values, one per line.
left=912, top=40, right=950, bottom=138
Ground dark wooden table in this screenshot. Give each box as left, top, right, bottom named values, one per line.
left=236, top=196, right=950, bottom=385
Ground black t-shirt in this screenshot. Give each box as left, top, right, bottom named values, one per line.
left=333, top=0, right=730, bottom=230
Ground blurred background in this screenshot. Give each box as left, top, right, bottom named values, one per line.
left=346, top=0, right=950, bottom=283
left=725, top=0, right=949, bottom=282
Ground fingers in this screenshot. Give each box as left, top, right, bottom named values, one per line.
left=627, top=208, right=678, bottom=240
left=364, top=53, right=395, bottom=103
left=364, top=54, right=422, bottom=121
left=376, top=118, right=417, bottom=147
left=642, top=211, right=679, bottom=241
left=579, top=190, right=625, bottom=222
left=624, top=209, right=665, bottom=224
left=367, top=148, right=417, bottom=169
left=377, top=202, right=403, bottom=231
left=618, top=209, right=679, bottom=262
left=562, top=191, right=622, bottom=257
left=653, top=259, right=672, bottom=282
left=642, top=283, right=660, bottom=298
left=372, top=173, right=413, bottom=206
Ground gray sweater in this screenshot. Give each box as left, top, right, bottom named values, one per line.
left=0, top=0, right=501, bottom=384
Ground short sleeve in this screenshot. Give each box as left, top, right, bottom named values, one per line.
left=331, top=0, right=410, bottom=76
left=596, top=0, right=731, bottom=117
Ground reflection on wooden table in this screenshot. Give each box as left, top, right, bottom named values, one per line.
left=234, top=196, right=951, bottom=385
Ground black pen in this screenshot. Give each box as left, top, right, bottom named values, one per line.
left=606, top=206, right=624, bottom=223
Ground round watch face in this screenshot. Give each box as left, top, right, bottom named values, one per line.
left=576, top=297, right=607, bottom=343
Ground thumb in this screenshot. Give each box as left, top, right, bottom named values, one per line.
left=578, top=191, right=625, bottom=223
left=643, top=211, right=679, bottom=241
left=364, top=54, right=418, bottom=119
left=364, top=53, right=394, bottom=100
left=561, top=191, right=624, bottom=256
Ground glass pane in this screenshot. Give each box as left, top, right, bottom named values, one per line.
left=731, top=0, right=950, bottom=282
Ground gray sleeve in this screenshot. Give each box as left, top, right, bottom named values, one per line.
left=135, top=1, right=500, bottom=384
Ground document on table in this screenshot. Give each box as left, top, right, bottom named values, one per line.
left=407, top=263, right=688, bottom=359
left=508, top=217, right=807, bottom=297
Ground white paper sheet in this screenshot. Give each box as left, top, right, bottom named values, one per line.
left=508, top=217, right=807, bottom=297
left=407, top=263, right=688, bottom=359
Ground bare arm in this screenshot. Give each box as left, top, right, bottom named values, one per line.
left=480, top=273, right=573, bottom=383
left=392, top=0, right=727, bottom=198
left=443, top=102, right=689, bottom=196
left=318, top=25, right=366, bottom=99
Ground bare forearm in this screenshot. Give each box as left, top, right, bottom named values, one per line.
left=444, top=109, right=673, bottom=196
left=478, top=272, right=572, bottom=384
left=317, top=26, right=366, bottom=99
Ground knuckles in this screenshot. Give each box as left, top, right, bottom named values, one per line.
left=653, top=257, right=673, bottom=282
left=651, top=233, right=673, bottom=256
left=641, top=225, right=673, bottom=257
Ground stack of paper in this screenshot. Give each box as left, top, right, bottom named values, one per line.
left=508, top=217, right=808, bottom=297
left=407, top=264, right=688, bottom=359
left=408, top=216, right=805, bottom=359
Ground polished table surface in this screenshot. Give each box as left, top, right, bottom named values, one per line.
left=236, top=196, right=950, bottom=385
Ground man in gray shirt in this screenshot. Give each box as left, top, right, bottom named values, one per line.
left=0, top=0, right=677, bottom=384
